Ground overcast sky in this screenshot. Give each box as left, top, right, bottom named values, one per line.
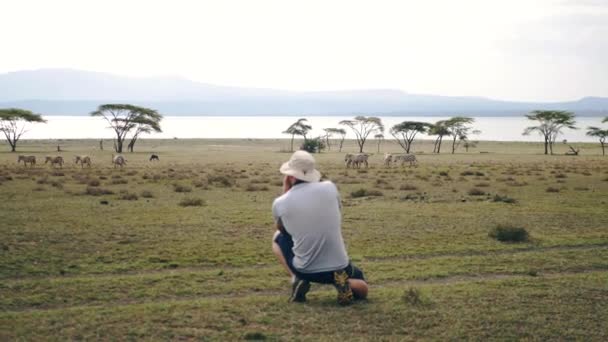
left=1, top=0, right=606, bottom=102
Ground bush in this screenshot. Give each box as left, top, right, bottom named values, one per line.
left=546, top=187, right=560, bottom=193
left=492, top=194, right=517, bottom=204
left=468, top=188, right=486, bottom=196
left=120, top=193, right=139, bottom=201
left=489, top=224, right=529, bottom=242
left=403, top=287, right=432, bottom=306
left=179, top=197, right=206, bottom=207
left=111, top=178, right=128, bottom=185
left=207, top=174, right=234, bottom=187
left=245, top=184, right=269, bottom=192
left=350, top=188, right=383, bottom=198
left=300, top=138, right=325, bottom=153
left=173, top=183, right=192, bottom=193
left=85, top=187, right=114, bottom=196
left=140, top=190, right=154, bottom=198
left=88, top=179, right=101, bottom=187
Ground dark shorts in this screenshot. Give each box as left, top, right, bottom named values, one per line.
left=274, top=232, right=365, bottom=284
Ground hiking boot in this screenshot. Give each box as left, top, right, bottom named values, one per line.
left=333, top=270, right=353, bottom=305
left=289, top=277, right=311, bottom=303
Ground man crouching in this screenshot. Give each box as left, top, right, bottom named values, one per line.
left=272, top=150, right=369, bottom=305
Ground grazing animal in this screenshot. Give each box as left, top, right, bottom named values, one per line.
left=344, top=153, right=369, bottom=168
left=75, top=155, right=92, bottom=168
left=383, top=153, right=393, bottom=167
left=112, top=154, right=127, bottom=169
left=44, top=156, right=64, bottom=168
left=149, top=154, right=160, bottom=161
left=393, top=154, right=417, bottom=167
left=17, top=155, right=36, bottom=167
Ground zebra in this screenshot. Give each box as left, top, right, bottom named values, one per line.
left=45, top=156, right=64, bottom=168
left=112, top=154, right=127, bottom=168
left=75, top=155, right=92, bottom=168
left=383, top=153, right=393, bottom=167
left=393, top=154, right=417, bottom=167
left=18, top=155, right=36, bottom=168
left=344, top=153, right=369, bottom=168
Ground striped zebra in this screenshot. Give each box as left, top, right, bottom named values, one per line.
left=393, top=154, right=417, bottom=167
left=45, top=156, right=64, bottom=168
left=75, top=155, right=92, bottom=168
left=112, top=154, right=127, bottom=168
left=17, top=155, right=36, bottom=167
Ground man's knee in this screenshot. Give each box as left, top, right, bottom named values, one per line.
left=348, top=279, right=368, bottom=299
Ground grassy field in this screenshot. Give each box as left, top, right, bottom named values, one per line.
left=1, top=138, right=607, bottom=340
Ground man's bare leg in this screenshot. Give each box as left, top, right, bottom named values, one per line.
left=348, top=279, right=369, bottom=299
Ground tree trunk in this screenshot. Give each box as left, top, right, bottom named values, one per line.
left=451, top=136, right=457, bottom=154
left=601, top=142, right=605, bottom=156
left=339, top=138, right=344, bottom=152
left=437, top=136, right=443, bottom=154
left=544, top=136, right=549, bottom=155
left=290, top=134, right=295, bottom=152
left=10, top=144, right=16, bottom=152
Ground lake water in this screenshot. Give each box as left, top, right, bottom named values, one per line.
left=25, top=116, right=607, bottom=142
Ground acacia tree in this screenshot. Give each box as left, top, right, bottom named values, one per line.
left=323, top=128, right=334, bottom=151
left=127, top=114, right=163, bottom=152
left=445, top=117, right=477, bottom=154
left=428, top=120, right=450, bottom=153
left=587, top=118, right=608, bottom=156
left=91, top=104, right=162, bottom=153
left=0, top=108, right=46, bottom=152
left=374, top=133, right=384, bottom=153
left=389, top=121, right=431, bottom=153
left=324, top=128, right=347, bottom=152
left=339, top=116, right=384, bottom=153
left=523, top=110, right=577, bottom=155
left=283, top=118, right=312, bottom=152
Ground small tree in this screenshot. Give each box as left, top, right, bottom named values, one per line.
left=389, top=121, right=431, bottom=153
left=323, top=128, right=334, bottom=151
left=462, top=138, right=478, bottom=152
left=587, top=125, right=608, bottom=156
left=374, top=133, right=384, bottom=153
left=0, top=108, right=46, bottom=152
left=339, top=116, right=384, bottom=153
left=428, top=120, right=450, bottom=154
left=523, top=110, right=577, bottom=155
left=127, top=114, right=163, bottom=152
left=91, top=104, right=162, bottom=153
left=323, top=128, right=347, bottom=152
left=283, top=118, right=312, bottom=152
left=445, top=117, right=477, bottom=154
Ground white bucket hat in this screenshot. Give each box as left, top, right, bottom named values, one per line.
left=279, top=150, right=321, bottom=183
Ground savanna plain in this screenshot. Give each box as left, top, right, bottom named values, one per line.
left=1, top=139, right=607, bottom=341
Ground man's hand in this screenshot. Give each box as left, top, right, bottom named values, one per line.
left=283, top=175, right=293, bottom=194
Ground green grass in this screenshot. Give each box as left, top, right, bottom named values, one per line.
left=1, top=138, right=607, bottom=340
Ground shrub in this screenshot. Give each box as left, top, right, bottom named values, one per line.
left=179, top=197, right=206, bottom=207
left=245, top=184, right=269, bottom=192
left=85, top=187, right=114, bottom=196
left=400, top=184, right=418, bottom=191
left=403, top=287, right=432, bottom=306
left=546, top=187, right=560, bottom=193
left=111, top=178, right=128, bottom=185
left=300, top=138, right=325, bottom=153
left=350, top=188, right=383, bottom=198
left=439, top=171, right=449, bottom=177
left=88, top=179, right=101, bottom=187
left=51, top=171, right=65, bottom=177
left=141, top=190, right=155, bottom=198
left=173, top=183, right=192, bottom=193
left=492, top=194, right=517, bottom=204
left=468, top=188, right=486, bottom=196
left=474, top=182, right=490, bottom=187
left=120, top=193, right=139, bottom=201
left=489, top=224, right=529, bottom=242
left=207, top=174, right=234, bottom=187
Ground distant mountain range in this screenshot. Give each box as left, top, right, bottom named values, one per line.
left=1, top=69, right=607, bottom=116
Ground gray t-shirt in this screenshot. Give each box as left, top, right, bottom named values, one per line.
left=272, top=181, right=349, bottom=273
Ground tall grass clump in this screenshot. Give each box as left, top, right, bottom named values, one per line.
left=179, top=197, right=206, bottom=207
left=489, top=224, right=529, bottom=242
left=351, top=188, right=383, bottom=198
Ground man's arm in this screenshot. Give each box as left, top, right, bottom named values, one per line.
left=276, top=217, right=287, bottom=234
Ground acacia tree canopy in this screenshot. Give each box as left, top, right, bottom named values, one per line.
left=283, top=118, right=312, bottom=152
left=339, top=116, right=384, bottom=153
left=389, top=121, right=431, bottom=153
left=0, top=108, right=46, bottom=152
left=91, top=104, right=162, bottom=153
left=523, top=110, right=576, bottom=155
